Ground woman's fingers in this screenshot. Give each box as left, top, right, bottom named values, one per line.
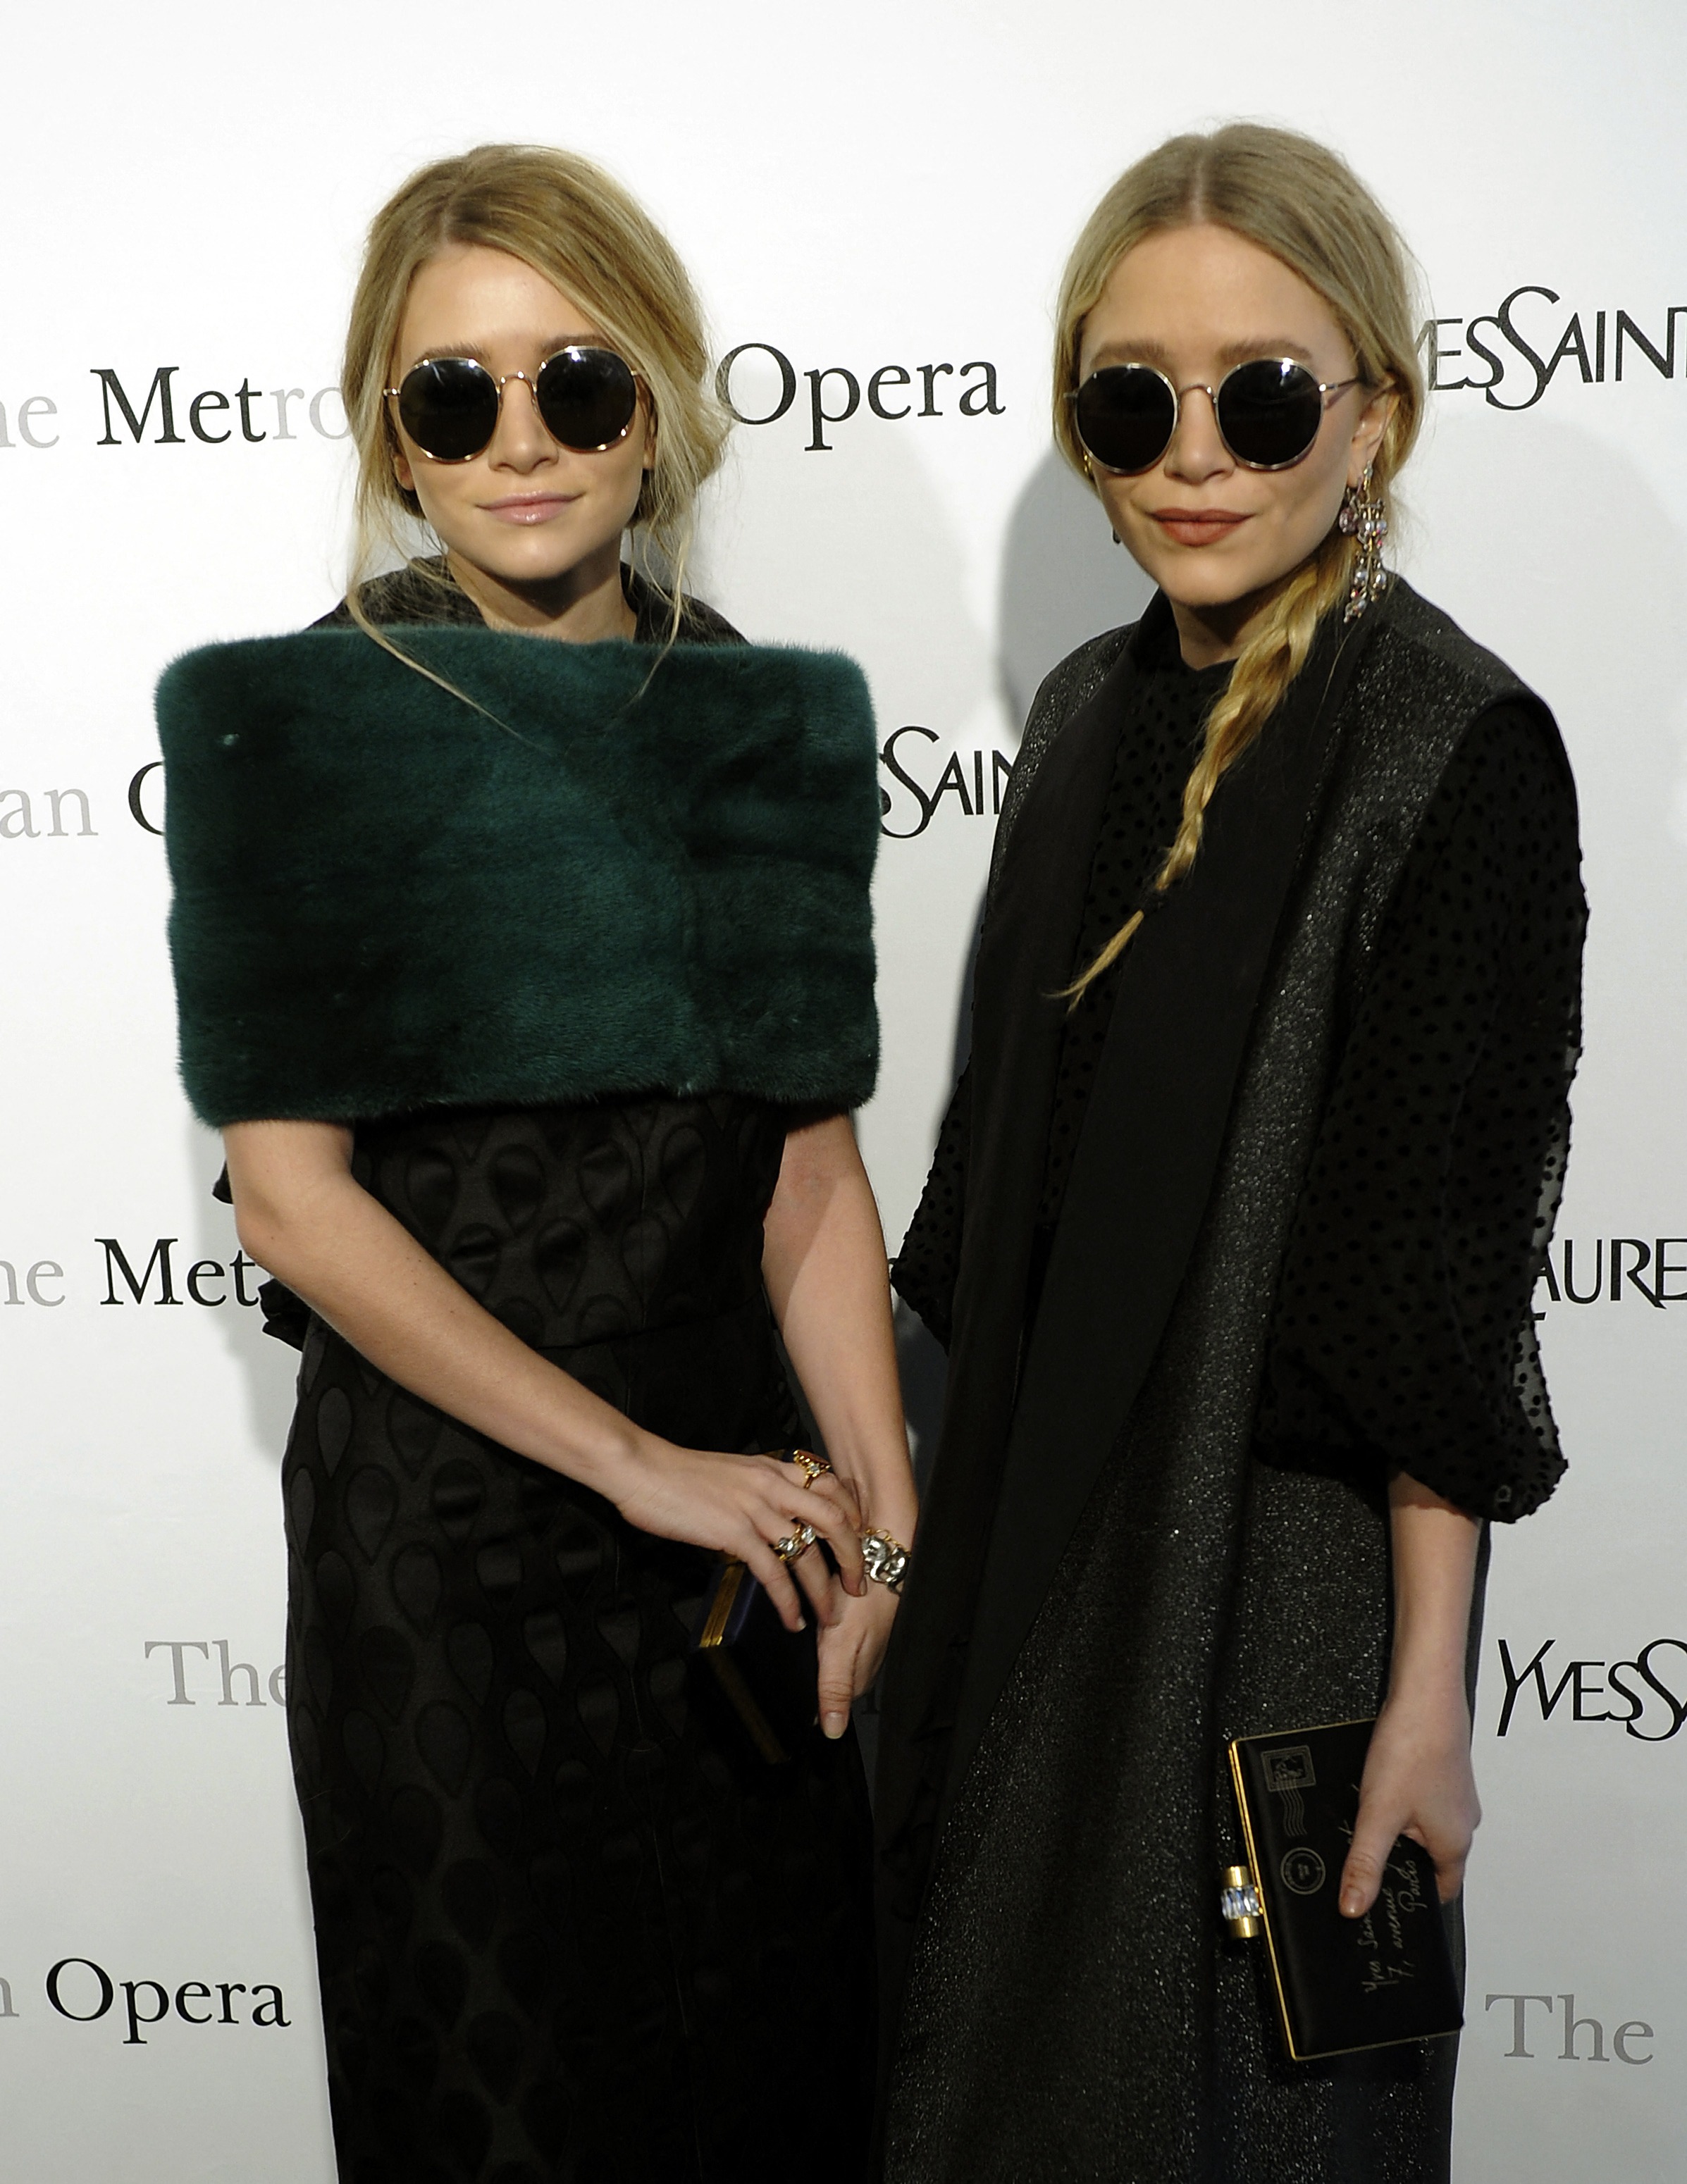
left=784, top=1472, right=867, bottom=1590
left=792, top=1544, right=846, bottom=1625
left=803, top=1466, right=862, bottom=1530
left=1337, top=1794, right=1403, bottom=1918
left=737, top=1532, right=808, bottom=1631
left=1340, top=1804, right=1471, bottom=1916
left=1411, top=1827, right=1471, bottom=1906
left=815, top=1617, right=859, bottom=1741
left=1338, top=1703, right=1479, bottom=1916
left=612, top=1441, right=877, bottom=1630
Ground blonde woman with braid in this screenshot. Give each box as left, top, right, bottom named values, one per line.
left=159, top=144, right=912, bottom=2182
left=877, top=124, right=1584, bottom=2182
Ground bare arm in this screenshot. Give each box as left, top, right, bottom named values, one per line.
left=222, top=1117, right=865, bottom=1629
left=762, top=1113, right=917, bottom=1736
left=1339, top=1471, right=1483, bottom=1916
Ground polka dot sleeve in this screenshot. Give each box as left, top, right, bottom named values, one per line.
left=1258, top=702, right=1586, bottom=1520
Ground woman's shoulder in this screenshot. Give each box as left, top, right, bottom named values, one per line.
left=1373, top=581, right=1542, bottom=711
left=987, top=623, right=1135, bottom=888
left=1028, top=624, right=1135, bottom=734
left=1369, top=581, right=1574, bottom=793
left=626, top=567, right=744, bottom=647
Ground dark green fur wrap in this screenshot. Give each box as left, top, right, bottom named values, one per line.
left=158, top=629, right=880, bottom=1125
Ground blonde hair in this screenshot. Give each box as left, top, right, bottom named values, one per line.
left=1055, top=123, right=1423, bottom=996
left=341, top=142, right=729, bottom=651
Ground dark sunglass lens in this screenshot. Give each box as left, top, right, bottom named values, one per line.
left=1074, top=366, right=1176, bottom=473
left=536, top=348, right=638, bottom=450
left=397, top=358, right=500, bottom=461
left=1218, top=359, right=1324, bottom=467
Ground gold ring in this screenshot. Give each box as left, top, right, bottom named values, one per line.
left=772, top=1522, right=817, bottom=1562
left=789, top=1448, right=831, bottom=1489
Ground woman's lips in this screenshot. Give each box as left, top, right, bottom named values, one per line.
left=1149, top=509, right=1250, bottom=547
left=481, top=493, right=576, bottom=525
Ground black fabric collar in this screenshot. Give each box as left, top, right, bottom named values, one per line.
left=318, top=557, right=742, bottom=647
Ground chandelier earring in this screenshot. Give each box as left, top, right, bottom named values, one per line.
left=1337, top=461, right=1389, bottom=622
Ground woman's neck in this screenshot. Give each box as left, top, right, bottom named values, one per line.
left=446, top=542, right=637, bottom=642
left=1168, top=567, right=1297, bottom=669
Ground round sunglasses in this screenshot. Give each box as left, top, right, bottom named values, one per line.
left=1070, top=358, right=1362, bottom=476
left=385, top=345, right=641, bottom=464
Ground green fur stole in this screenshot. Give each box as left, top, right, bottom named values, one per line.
left=158, top=628, right=879, bottom=1126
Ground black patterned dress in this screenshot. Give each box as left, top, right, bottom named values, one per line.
left=269, top=570, right=875, bottom=2184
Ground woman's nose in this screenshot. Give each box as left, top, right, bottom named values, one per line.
left=1164, top=385, right=1230, bottom=480
left=487, top=373, right=554, bottom=468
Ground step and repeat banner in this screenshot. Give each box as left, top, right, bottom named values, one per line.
left=2, top=2, right=1683, bottom=2178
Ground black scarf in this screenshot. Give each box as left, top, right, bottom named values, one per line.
left=878, top=588, right=1381, bottom=1904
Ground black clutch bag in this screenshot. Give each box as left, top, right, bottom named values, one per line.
left=1225, top=1718, right=1463, bottom=2061
left=688, top=1557, right=819, bottom=1765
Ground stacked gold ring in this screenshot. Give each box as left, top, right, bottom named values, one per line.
left=772, top=1522, right=818, bottom=1562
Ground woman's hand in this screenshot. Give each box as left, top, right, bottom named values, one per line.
left=1339, top=1684, right=1481, bottom=1915
left=1339, top=1468, right=1484, bottom=1918
left=759, top=1112, right=919, bottom=1729
left=612, top=1439, right=866, bottom=1634
left=815, top=1580, right=902, bottom=1740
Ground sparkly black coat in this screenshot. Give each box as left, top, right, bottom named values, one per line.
left=877, top=583, right=1586, bottom=2184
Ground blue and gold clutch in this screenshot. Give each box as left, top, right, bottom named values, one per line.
left=688, top=1556, right=820, bottom=1766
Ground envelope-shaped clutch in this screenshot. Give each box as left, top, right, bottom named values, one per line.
left=1225, top=1718, right=1463, bottom=2061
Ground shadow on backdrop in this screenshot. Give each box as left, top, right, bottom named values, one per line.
left=996, top=447, right=1156, bottom=734
left=179, top=1116, right=302, bottom=1466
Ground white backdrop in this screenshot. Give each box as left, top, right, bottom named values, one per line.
left=3, top=4, right=1685, bottom=2178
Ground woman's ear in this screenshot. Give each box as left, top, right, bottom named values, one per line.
left=1349, top=383, right=1397, bottom=486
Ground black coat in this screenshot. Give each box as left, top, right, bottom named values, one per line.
left=875, top=582, right=1585, bottom=2183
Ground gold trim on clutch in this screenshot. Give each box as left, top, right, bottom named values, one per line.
left=699, top=1559, right=746, bottom=1651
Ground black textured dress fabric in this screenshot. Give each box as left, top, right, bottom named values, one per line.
left=879, top=585, right=1585, bottom=2184
left=289, top=1100, right=874, bottom=2184
left=268, top=568, right=875, bottom=2184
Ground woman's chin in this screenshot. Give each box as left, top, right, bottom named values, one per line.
left=445, top=528, right=624, bottom=593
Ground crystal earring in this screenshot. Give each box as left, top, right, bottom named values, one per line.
left=1338, top=461, right=1389, bottom=622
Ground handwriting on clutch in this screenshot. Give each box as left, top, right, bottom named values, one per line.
left=1355, top=1867, right=1428, bottom=1994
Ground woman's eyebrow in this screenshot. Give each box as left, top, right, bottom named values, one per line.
left=402, top=334, right=604, bottom=368
left=1087, top=337, right=1174, bottom=370
left=406, top=342, right=493, bottom=366
left=1084, top=336, right=1323, bottom=373
left=1212, top=337, right=1318, bottom=368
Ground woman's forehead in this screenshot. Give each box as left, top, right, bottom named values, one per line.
left=1082, top=228, right=1347, bottom=368
left=396, top=245, right=600, bottom=356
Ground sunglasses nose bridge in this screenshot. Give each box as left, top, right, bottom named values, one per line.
left=1164, top=380, right=1232, bottom=471
left=486, top=367, right=557, bottom=457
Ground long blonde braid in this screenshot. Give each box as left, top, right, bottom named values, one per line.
left=1068, top=545, right=1352, bottom=993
